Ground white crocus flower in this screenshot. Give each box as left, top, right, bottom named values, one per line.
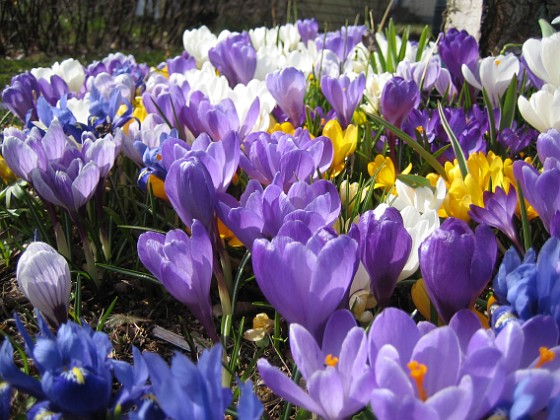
left=254, top=45, right=287, bottom=80
left=523, top=32, right=560, bottom=88
left=17, top=242, right=71, bottom=326
left=279, top=23, right=301, bottom=51
left=182, top=25, right=217, bottom=67
left=32, top=58, right=86, bottom=94
left=462, top=54, right=519, bottom=107
left=386, top=177, right=446, bottom=213
left=361, top=70, right=394, bottom=116
left=228, top=79, right=276, bottom=133
left=66, top=95, right=91, bottom=125
left=249, top=26, right=277, bottom=50
left=397, top=206, right=440, bottom=281
left=518, top=83, right=560, bottom=133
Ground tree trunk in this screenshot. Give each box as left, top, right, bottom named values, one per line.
left=479, top=0, right=560, bottom=56
left=444, top=0, right=560, bottom=56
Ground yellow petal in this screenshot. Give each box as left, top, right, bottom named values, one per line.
left=411, top=278, right=444, bottom=326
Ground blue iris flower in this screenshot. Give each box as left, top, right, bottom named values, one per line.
left=0, top=312, right=113, bottom=417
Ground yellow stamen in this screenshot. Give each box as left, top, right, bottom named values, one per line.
left=407, top=360, right=428, bottom=401
left=325, top=354, right=339, bottom=368
left=416, top=126, right=424, bottom=135
left=535, top=347, right=556, bottom=368
left=495, top=59, right=501, bottom=66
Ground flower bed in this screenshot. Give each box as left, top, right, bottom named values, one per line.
left=1, top=15, right=560, bottom=419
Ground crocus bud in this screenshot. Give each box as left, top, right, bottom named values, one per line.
left=165, top=156, right=217, bottom=229
left=419, top=218, right=497, bottom=323
left=17, top=242, right=71, bottom=326
left=380, top=77, right=420, bottom=129
left=266, top=67, right=307, bottom=126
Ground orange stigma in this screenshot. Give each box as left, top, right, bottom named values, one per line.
left=495, top=59, right=501, bottom=65
left=535, top=347, right=556, bottom=368
left=416, top=126, right=425, bottom=135
left=407, top=360, right=428, bottom=401
left=325, top=354, right=339, bottom=368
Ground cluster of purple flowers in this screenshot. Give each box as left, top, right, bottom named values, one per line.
left=259, top=308, right=560, bottom=419
left=2, top=11, right=560, bottom=419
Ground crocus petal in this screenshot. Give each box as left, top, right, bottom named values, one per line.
left=257, top=359, right=321, bottom=414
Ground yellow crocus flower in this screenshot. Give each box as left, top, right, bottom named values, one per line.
left=0, top=155, right=16, bottom=184
left=434, top=151, right=537, bottom=220
left=268, top=121, right=297, bottom=135
left=367, top=154, right=412, bottom=192
left=323, top=119, right=358, bottom=176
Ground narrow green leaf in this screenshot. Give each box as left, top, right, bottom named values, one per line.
left=95, top=263, right=160, bottom=284
left=437, top=102, right=468, bottom=178
left=482, top=87, right=498, bottom=150
left=539, top=18, right=556, bottom=37
left=397, top=173, right=432, bottom=188
left=373, top=35, right=387, bottom=72
left=499, top=74, right=518, bottom=131
left=397, top=25, right=409, bottom=62
left=369, top=113, right=448, bottom=181
left=97, top=296, right=118, bottom=331
left=415, top=25, right=431, bottom=62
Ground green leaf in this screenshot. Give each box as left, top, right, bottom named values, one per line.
left=482, top=87, right=497, bottom=150
left=97, top=296, right=118, bottom=331
left=397, top=173, right=432, bottom=188
left=516, top=180, right=532, bottom=252
left=369, top=113, right=448, bottom=181
left=437, top=102, right=468, bottom=178
left=499, top=73, right=518, bottom=131
left=539, top=18, right=556, bottom=37
left=415, top=25, right=432, bottom=62
left=95, top=263, right=160, bottom=284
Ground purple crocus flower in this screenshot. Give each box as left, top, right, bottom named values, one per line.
left=217, top=178, right=341, bottom=249
left=497, top=122, right=536, bottom=156
left=438, top=28, right=479, bottom=90
left=137, top=221, right=218, bottom=342
left=265, top=67, right=307, bottom=126
left=160, top=131, right=240, bottom=194
left=469, top=187, right=520, bottom=249
left=514, top=158, right=560, bottom=233
left=396, top=57, right=442, bottom=94
left=381, top=77, right=420, bottom=130
left=1, top=72, right=41, bottom=124
left=184, top=91, right=259, bottom=141
left=320, top=73, right=366, bottom=128
left=2, top=128, right=52, bottom=182
left=316, top=26, right=366, bottom=62
left=258, top=310, right=374, bottom=420
left=239, top=128, right=333, bottom=190
left=537, top=128, right=560, bottom=162
left=142, top=82, right=189, bottom=135
left=296, top=18, right=319, bottom=44
left=36, top=75, right=69, bottom=106
left=164, top=51, right=197, bottom=75
left=432, top=105, right=488, bottom=161
left=490, top=315, right=560, bottom=417
left=419, top=218, right=497, bottom=323
left=16, top=242, right=71, bottom=326
left=252, top=226, right=357, bottom=340
left=368, top=308, right=505, bottom=420
left=208, top=32, right=256, bottom=87
left=348, top=206, right=412, bottom=307
left=164, top=156, right=217, bottom=230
